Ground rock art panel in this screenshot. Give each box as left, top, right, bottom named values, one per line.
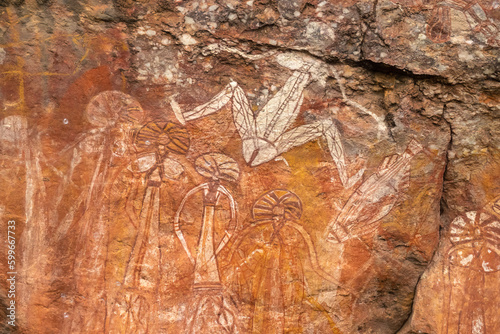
left=391, top=0, right=499, bottom=46
left=63, top=90, right=145, bottom=333
left=427, top=0, right=499, bottom=46
left=0, top=1, right=496, bottom=333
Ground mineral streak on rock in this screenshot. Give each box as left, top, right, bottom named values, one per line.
left=0, top=0, right=498, bottom=333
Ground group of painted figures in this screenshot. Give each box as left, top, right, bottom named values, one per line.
left=4, top=62, right=498, bottom=334
left=53, top=64, right=425, bottom=334
left=61, top=91, right=343, bottom=333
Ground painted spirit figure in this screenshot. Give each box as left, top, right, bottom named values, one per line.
left=326, top=139, right=423, bottom=243
left=108, top=121, right=190, bottom=333
left=174, top=153, right=240, bottom=333
left=169, top=60, right=383, bottom=188
left=1, top=116, right=47, bottom=326
left=64, top=91, right=144, bottom=333
left=228, top=189, right=341, bottom=334
left=442, top=198, right=500, bottom=334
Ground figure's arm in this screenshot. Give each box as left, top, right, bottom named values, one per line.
left=235, top=248, right=264, bottom=276
left=287, top=221, right=340, bottom=285
left=289, top=221, right=360, bottom=297
left=214, top=185, right=238, bottom=255
left=125, top=180, right=141, bottom=229
left=226, top=226, right=268, bottom=283
left=329, top=66, right=387, bottom=138
left=173, top=183, right=209, bottom=264
left=169, top=82, right=237, bottom=125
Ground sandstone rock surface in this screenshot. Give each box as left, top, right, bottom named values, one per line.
left=0, top=0, right=498, bottom=333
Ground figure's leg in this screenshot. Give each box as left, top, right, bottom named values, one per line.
left=273, top=122, right=324, bottom=155
left=275, top=120, right=363, bottom=188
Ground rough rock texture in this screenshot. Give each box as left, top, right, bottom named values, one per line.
left=0, top=0, right=498, bottom=333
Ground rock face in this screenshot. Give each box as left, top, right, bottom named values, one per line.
left=0, top=0, right=498, bottom=333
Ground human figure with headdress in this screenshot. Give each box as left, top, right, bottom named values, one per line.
left=441, top=197, right=500, bottom=334
left=58, top=91, right=145, bottom=333
left=107, top=120, right=190, bottom=333
left=227, top=189, right=341, bottom=333
left=174, top=153, right=240, bottom=333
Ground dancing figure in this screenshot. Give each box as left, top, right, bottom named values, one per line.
left=169, top=61, right=381, bottom=188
